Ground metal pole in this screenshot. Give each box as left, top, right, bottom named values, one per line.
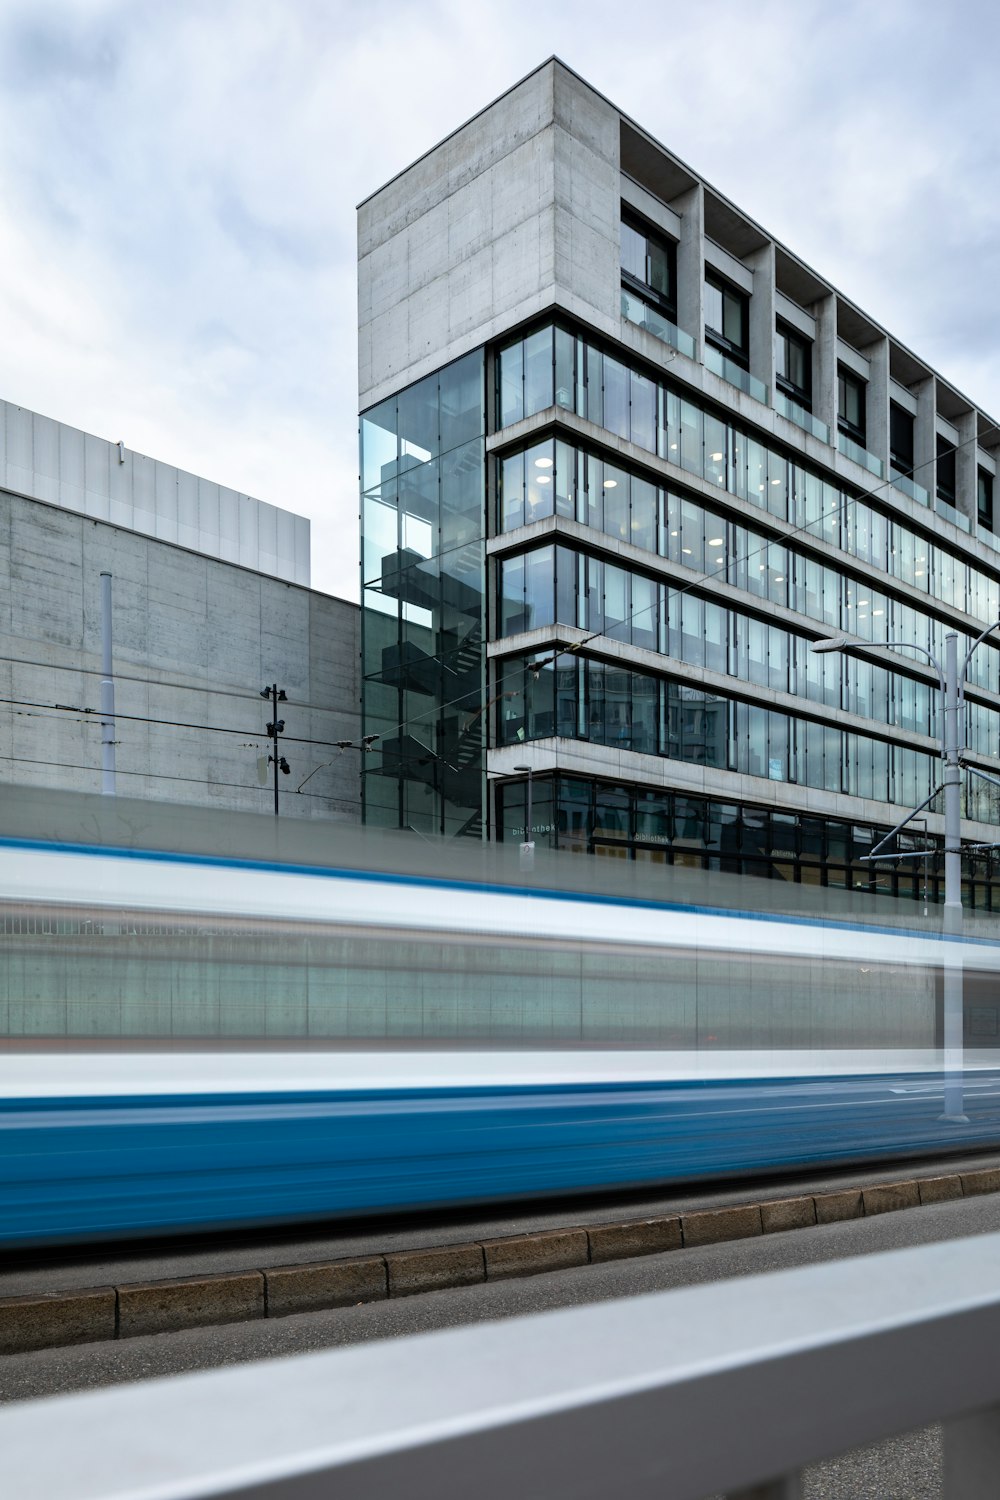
left=271, top=683, right=279, bottom=818
left=513, top=764, right=535, bottom=872
left=942, top=631, right=966, bottom=1121
left=99, top=571, right=116, bottom=797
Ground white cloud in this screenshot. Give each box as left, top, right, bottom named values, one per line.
left=1, top=0, right=1000, bottom=600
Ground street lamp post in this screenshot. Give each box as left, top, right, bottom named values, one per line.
left=513, top=764, right=534, bottom=873
left=812, top=620, right=1000, bottom=1121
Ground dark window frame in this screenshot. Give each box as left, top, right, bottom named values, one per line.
left=620, top=210, right=677, bottom=321
left=704, top=273, right=750, bottom=370
left=889, top=401, right=915, bottom=476
left=775, top=321, right=812, bottom=410
left=838, top=366, right=867, bottom=445
left=979, top=467, right=994, bottom=533
left=937, top=435, right=957, bottom=507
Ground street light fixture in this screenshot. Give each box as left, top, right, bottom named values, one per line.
left=810, top=621, right=1000, bottom=1121
left=513, top=763, right=534, bottom=873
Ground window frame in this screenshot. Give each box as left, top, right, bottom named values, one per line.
left=704, top=274, right=750, bottom=370
left=620, top=210, right=677, bottom=320
left=937, top=436, right=957, bottom=507
left=837, top=367, right=867, bottom=445
left=979, top=467, right=994, bottom=533
left=775, top=321, right=812, bottom=410
left=889, top=401, right=914, bottom=476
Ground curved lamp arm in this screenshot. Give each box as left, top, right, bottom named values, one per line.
left=958, top=618, right=1000, bottom=711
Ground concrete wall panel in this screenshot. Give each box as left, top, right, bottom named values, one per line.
left=0, top=400, right=308, bottom=585
left=0, top=489, right=358, bottom=821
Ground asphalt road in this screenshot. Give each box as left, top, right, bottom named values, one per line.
left=10, top=1193, right=1000, bottom=1496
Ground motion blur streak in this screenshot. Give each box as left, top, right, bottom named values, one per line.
left=2, top=789, right=999, bottom=1248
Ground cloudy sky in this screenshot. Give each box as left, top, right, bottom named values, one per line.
left=2, top=0, right=999, bottom=598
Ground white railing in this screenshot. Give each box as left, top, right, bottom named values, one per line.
left=8, top=1231, right=1000, bottom=1498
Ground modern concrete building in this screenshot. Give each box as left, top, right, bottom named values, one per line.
left=1, top=403, right=360, bottom=821
left=358, top=58, right=1000, bottom=905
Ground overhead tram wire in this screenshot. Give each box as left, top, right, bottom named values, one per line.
left=7, top=752, right=342, bottom=802
left=2, top=430, right=996, bottom=768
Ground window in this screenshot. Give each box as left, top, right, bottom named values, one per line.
left=838, top=368, right=866, bottom=444
left=620, top=212, right=676, bottom=318
left=979, top=468, right=994, bottom=532
left=937, top=436, right=957, bottom=506
left=704, top=275, right=749, bottom=368
left=775, top=323, right=812, bottom=408
left=889, top=402, right=914, bottom=475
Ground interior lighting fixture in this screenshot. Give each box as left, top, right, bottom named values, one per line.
left=536, top=475, right=551, bottom=485
left=915, top=569, right=925, bottom=577
left=682, top=547, right=693, bottom=555
left=873, top=608, right=885, bottom=616
left=710, top=452, right=723, bottom=462
left=858, top=600, right=869, bottom=608
left=669, top=442, right=678, bottom=451
left=708, top=537, right=724, bottom=546
left=534, top=456, right=553, bottom=468
left=715, top=556, right=725, bottom=565
left=775, top=575, right=784, bottom=583
left=772, top=477, right=782, bottom=485
left=604, top=479, right=618, bottom=489
left=670, top=530, right=679, bottom=537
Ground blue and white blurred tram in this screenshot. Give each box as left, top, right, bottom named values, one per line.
left=3, top=789, right=1000, bottom=1248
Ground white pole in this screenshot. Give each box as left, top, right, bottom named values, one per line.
left=100, top=571, right=116, bottom=797
left=942, top=631, right=966, bottom=1120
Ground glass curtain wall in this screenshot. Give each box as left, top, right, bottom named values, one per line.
left=496, top=774, right=1000, bottom=907
left=361, top=351, right=486, bottom=837
left=494, top=325, right=1000, bottom=680
left=497, top=541, right=960, bottom=743
left=496, top=650, right=947, bottom=814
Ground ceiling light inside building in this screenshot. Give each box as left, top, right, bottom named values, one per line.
left=604, top=479, right=618, bottom=489
left=536, top=475, right=551, bottom=485
left=534, top=457, right=553, bottom=469
left=710, top=452, right=723, bottom=462
left=708, top=537, right=723, bottom=546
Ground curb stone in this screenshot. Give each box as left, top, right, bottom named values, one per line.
left=0, top=1167, right=992, bottom=1355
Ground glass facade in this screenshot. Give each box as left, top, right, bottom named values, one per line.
left=360, top=351, right=486, bottom=837
left=487, top=321, right=1000, bottom=903
left=497, top=774, right=1000, bottom=909
left=494, top=325, right=1000, bottom=692
left=495, top=650, right=974, bottom=816
left=497, top=541, right=969, bottom=746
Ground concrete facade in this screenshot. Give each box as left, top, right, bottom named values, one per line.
left=360, top=59, right=1000, bottom=901
left=1, top=398, right=310, bottom=586
left=0, top=487, right=360, bottom=821
left=358, top=64, right=622, bottom=410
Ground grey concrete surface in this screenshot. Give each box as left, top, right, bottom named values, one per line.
left=0, top=485, right=360, bottom=817
left=1, top=398, right=309, bottom=583
left=7, top=1185, right=995, bottom=1498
